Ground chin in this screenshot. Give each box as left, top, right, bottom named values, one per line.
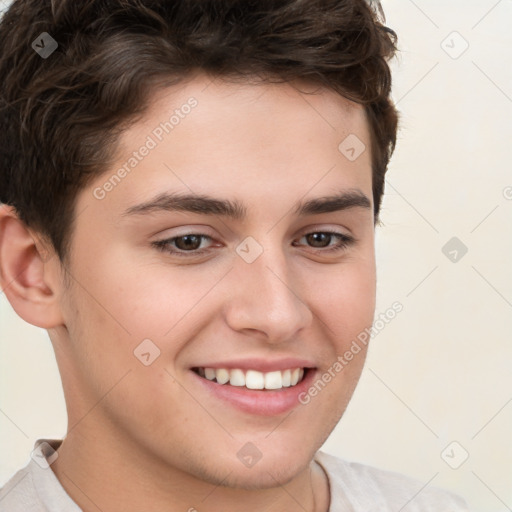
left=222, top=443, right=314, bottom=489
left=220, top=458, right=310, bottom=490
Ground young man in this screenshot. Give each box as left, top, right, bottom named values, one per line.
left=0, top=0, right=470, bottom=510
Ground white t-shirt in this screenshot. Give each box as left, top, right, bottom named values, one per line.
left=0, top=438, right=470, bottom=511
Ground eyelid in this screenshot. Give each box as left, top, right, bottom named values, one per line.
left=151, top=226, right=356, bottom=258
left=151, top=225, right=217, bottom=239
left=152, top=224, right=352, bottom=244
left=297, top=223, right=353, bottom=237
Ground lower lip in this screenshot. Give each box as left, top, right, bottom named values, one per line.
left=190, top=368, right=317, bottom=416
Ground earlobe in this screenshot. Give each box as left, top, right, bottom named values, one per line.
left=0, top=204, right=65, bottom=329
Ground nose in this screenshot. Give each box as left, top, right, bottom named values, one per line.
left=224, top=243, right=313, bottom=342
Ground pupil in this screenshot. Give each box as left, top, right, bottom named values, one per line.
left=308, top=233, right=329, bottom=248
left=177, top=235, right=200, bottom=250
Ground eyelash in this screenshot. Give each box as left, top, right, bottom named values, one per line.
left=151, top=230, right=355, bottom=258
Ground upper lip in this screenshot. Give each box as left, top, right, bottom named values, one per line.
left=191, top=358, right=316, bottom=373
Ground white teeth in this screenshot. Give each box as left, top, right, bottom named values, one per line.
left=281, top=369, right=291, bottom=387
left=264, top=371, right=282, bottom=389
left=215, top=368, right=230, bottom=385
left=245, top=370, right=265, bottom=390
left=196, top=367, right=307, bottom=390
left=204, top=368, right=216, bottom=381
left=229, top=369, right=246, bottom=387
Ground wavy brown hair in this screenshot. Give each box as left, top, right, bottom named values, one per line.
left=0, top=0, right=399, bottom=264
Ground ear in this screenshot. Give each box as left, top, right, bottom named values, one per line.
left=0, top=204, right=65, bottom=329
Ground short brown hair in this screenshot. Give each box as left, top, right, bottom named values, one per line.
left=0, top=0, right=399, bottom=264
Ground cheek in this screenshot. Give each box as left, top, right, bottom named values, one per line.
left=315, top=256, right=376, bottom=337
left=74, top=245, right=204, bottom=339
left=67, top=228, right=375, bottom=370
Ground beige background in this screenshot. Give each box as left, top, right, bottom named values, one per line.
left=1, top=1, right=511, bottom=511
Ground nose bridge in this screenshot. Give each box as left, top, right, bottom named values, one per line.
left=226, top=237, right=312, bottom=339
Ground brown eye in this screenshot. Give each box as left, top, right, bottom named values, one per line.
left=305, top=232, right=333, bottom=248
left=152, top=234, right=214, bottom=256
left=173, top=235, right=203, bottom=251
left=294, top=231, right=355, bottom=253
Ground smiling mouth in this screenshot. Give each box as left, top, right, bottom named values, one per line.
left=191, top=367, right=311, bottom=391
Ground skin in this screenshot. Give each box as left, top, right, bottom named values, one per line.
left=0, top=73, right=376, bottom=512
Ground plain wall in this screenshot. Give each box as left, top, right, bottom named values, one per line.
left=1, top=1, right=511, bottom=511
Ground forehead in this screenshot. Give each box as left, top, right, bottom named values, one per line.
left=82, top=74, right=373, bottom=224
left=140, top=74, right=368, bottom=148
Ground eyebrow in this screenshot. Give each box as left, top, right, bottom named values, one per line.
left=121, top=189, right=372, bottom=220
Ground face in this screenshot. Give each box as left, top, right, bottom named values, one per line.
left=50, top=73, right=376, bottom=489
